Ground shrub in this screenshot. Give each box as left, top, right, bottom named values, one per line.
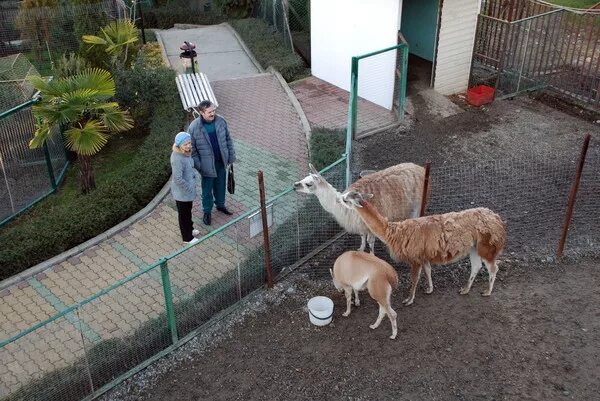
left=136, top=42, right=165, bottom=69
left=309, top=127, right=346, bottom=171
left=113, top=63, right=179, bottom=129
left=53, top=52, right=90, bottom=79
left=228, top=18, right=308, bottom=82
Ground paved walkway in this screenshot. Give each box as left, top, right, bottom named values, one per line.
left=0, top=24, right=309, bottom=397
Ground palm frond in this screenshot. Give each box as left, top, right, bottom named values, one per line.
left=29, top=125, right=52, bottom=149
left=64, top=120, right=108, bottom=156
left=101, top=108, right=133, bottom=133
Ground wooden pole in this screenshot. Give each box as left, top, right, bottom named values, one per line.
left=257, top=171, right=273, bottom=288
left=557, top=134, right=591, bottom=257
left=420, top=162, right=431, bottom=217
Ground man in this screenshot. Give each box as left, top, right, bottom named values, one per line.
left=189, top=100, right=236, bottom=226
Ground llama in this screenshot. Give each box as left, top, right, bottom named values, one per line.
left=340, top=191, right=506, bottom=306
left=330, top=251, right=399, bottom=339
left=293, top=163, right=425, bottom=254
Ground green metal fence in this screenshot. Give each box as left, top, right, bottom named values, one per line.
left=0, top=157, right=346, bottom=401
left=0, top=97, right=70, bottom=227
left=347, top=43, right=409, bottom=141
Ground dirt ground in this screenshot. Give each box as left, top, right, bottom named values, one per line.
left=101, top=96, right=600, bottom=401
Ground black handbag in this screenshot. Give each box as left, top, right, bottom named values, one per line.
left=227, top=164, right=235, bottom=194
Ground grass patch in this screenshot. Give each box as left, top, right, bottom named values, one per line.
left=309, top=127, right=346, bottom=171
left=228, top=18, right=309, bottom=82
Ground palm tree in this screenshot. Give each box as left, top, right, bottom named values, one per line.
left=29, top=68, right=133, bottom=193
left=82, top=19, right=139, bottom=69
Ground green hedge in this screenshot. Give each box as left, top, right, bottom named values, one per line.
left=0, top=67, right=184, bottom=280
left=142, top=7, right=227, bottom=29
left=229, top=18, right=309, bottom=82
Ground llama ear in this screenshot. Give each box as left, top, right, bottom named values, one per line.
left=309, top=163, right=319, bottom=175
left=364, top=193, right=374, bottom=200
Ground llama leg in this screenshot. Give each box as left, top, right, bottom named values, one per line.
left=460, top=249, right=483, bottom=295
left=343, top=288, right=352, bottom=317
left=353, top=288, right=360, bottom=306
left=367, top=233, right=376, bottom=255
left=481, top=260, right=499, bottom=296
left=403, top=264, right=422, bottom=306
left=387, top=305, right=398, bottom=339
left=370, top=304, right=386, bottom=330
left=358, top=235, right=366, bottom=252
left=423, top=261, right=434, bottom=294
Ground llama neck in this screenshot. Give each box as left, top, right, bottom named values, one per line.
left=356, top=201, right=388, bottom=239
left=314, top=183, right=351, bottom=220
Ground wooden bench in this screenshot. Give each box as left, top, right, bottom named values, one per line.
left=175, top=72, right=219, bottom=116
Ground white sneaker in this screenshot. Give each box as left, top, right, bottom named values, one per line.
left=192, top=229, right=200, bottom=237
left=184, top=237, right=200, bottom=245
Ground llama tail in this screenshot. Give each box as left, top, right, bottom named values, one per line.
left=384, top=266, right=399, bottom=291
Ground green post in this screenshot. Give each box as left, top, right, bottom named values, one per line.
left=345, top=56, right=359, bottom=188
left=398, top=45, right=409, bottom=121
left=160, top=258, right=178, bottom=344
left=43, top=142, right=57, bottom=190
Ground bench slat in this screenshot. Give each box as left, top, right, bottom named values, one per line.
left=175, top=72, right=219, bottom=112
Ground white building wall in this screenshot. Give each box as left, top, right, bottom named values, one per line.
left=311, top=0, right=400, bottom=109
left=433, top=0, right=480, bottom=95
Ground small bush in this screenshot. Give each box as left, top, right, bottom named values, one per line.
left=136, top=42, right=165, bottom=69
left=113, top=64, right=178, bottom=129
left=309, top=127, right=346, bottom=171
left=228, top=18, right=308, bottom=82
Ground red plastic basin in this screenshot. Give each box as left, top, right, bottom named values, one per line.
left=467, top=85, right=495, bottom=107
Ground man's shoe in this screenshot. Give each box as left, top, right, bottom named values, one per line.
left=203, top=213, right=211, bottom=226
left=192, top=229, right=200, bottom=237
left=184, top=237, right=200, bottom=245
left=217, top=206, right=233, bottom=215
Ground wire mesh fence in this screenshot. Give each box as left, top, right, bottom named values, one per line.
left=0, top=102, right=69, bottom=226
left=470, top=0, right=600, bottom=108
left=254, top=0, right=310, bottom=52
left=0, top=157, right=347, bottom=401
left=350, top=44, right=409, bottom=140
left=0, top=0, right=128, bottom=76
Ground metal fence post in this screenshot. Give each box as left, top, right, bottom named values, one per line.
left=159, top=258, right=179, bottom=344
left=398, top=45, right=408, bottom=121
left=43, top=141, right=57, bottom=190
left=345, top=56, right=359, bottom=188
left=419, top=162, right=431, bottom=217
left=257, top=171, right=274, bottom=288
left=557, top=134, right=591, bottom=258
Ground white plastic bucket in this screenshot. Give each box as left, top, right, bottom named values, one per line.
left=307, top=296, right=334, bottom=326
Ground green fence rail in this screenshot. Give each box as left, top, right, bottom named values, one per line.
left=0, top=157, right=347, bottom=401
left=347, top=43, right=409, bottom=143
left=0, top=96, right=70, bottom=227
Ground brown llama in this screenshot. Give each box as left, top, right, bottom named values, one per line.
left=340, top=191, right=506, bottom=306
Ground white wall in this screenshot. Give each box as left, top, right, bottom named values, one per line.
left=311, top=0, right=400, bottom=109
left=433, top=0, right=480, bottom=95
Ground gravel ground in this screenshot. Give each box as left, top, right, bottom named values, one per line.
left=100, top=94, right=600, bottom=401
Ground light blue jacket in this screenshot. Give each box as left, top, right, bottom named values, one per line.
left=189, top=115, right=236, bottom=178
left=170, top=147, right=196, bottom=202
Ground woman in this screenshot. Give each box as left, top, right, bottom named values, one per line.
left=171, top=132, right=200, bottom=245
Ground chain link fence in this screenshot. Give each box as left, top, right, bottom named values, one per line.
left=0, top=54, right=69, bottom=226
left=0, top=157, right=346, bottom=401
left=254, top=0, right=310, bottom=52
left=0, top=0, right=128, bottom=76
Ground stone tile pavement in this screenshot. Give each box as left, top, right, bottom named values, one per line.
left=0, top=26, right=310, bottom=398
left=290, top=76, right=400, bottom=136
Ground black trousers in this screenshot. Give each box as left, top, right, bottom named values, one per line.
left=175, top=200, right=194, bottom=242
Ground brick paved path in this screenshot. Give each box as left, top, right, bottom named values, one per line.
left=0, top=26, right=308, bottom=397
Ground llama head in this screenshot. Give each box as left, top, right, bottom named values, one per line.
left=293, top=163, right=326, bottom=194
left=339, top=190, right=373, bottom=209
